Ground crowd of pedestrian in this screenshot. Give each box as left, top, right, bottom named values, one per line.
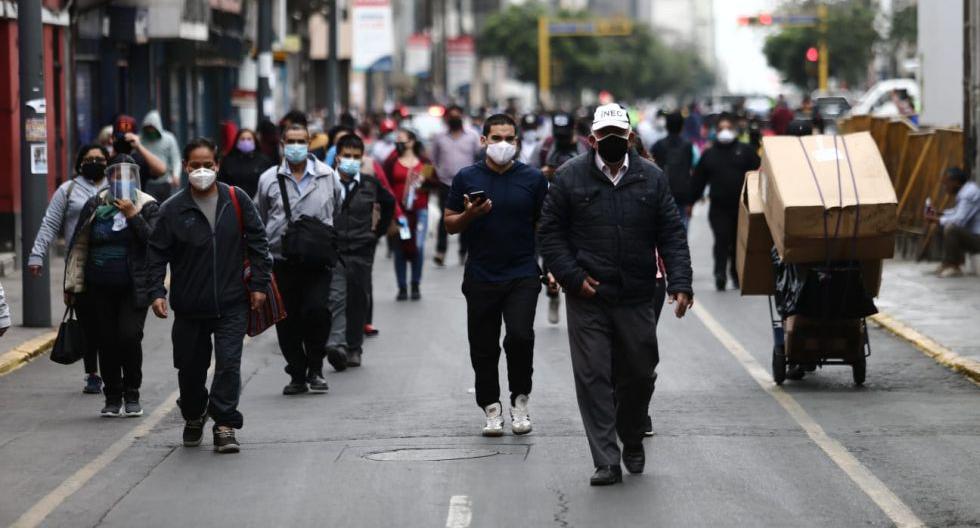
left=21, top=94, right=973, bottom=486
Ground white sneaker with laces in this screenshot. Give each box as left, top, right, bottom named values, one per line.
left=482, top=402, right=504, bottom=437
left=510, top=394, right=532, bottom=435
left=548, top=295, right=560, bottom=324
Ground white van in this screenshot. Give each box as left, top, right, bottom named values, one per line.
left=849, top=79, right=920, bottom=117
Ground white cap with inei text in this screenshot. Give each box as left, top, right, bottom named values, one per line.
left=591, top=104, right=631, bottom=132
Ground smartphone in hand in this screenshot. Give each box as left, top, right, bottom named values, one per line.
left=467, top=190, right=487, bottom=205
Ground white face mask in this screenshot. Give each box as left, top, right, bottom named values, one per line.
left=189, top=168, right=217, bottom=191
left=716, top=128, right=737, bottom=144
left=486, top=141, right=517, bottom=165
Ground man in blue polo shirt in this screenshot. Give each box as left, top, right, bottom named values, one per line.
left=445, top=113, right=549, bottom=438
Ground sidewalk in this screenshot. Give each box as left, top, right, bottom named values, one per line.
left=0, top=259, right=65, bottom=375
left=875, top=259, right=980, bottom=380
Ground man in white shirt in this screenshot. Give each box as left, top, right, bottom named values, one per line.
left=926, top=167, right=980, bottom=277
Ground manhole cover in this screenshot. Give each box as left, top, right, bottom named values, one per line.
left=364, top=447, right=500, bottom=462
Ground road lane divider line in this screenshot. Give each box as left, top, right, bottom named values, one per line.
left=870, top=312, right=980, bottom=385
left=8, top=334, right=240, bottom=528
left=692, top=304, right=926, bottom=528
left=10, top=386, right=181, bottom=528
left=445, top=495, right=473, bottom=528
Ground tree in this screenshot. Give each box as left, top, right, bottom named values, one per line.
left=477, top=2, right=713, bottom=103
left=762, top=1, right=878, bottom=90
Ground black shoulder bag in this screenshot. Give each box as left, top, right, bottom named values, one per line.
left=276, top=174, right=339, bottom=269
left=50, top=305, right=87, bottom=365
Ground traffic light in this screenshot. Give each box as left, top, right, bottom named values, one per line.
left=806, top=46, right=819, bottom=62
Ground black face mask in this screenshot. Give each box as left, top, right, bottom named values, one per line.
left=79, top=161, right=107, bottom=181
left=395, top=142, right=409, bottom=155
left=596, top=135, right=629, bottom=164
left=448, top=117, right=463, bottom=131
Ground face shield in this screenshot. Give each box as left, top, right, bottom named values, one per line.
left=106, top=162, right=141, bottom=201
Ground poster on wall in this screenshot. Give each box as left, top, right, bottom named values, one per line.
left=446, top=36, right=476, bottom=95
left=30, top=145, right=47, bottom=175
left=351, top=0, right=394, bottom=72
left=405, top=33, right=431, bottom=77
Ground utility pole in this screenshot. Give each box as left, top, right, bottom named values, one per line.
left=18, top=0, right=51, bottom=327
left=257, top=0, right=273, bottom=124
left=327, top=0, right=338, bottom=124
left=817, top=4, right=829, bottom=92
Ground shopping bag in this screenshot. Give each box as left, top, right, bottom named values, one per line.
left=50, top=306, right=86, bottom=365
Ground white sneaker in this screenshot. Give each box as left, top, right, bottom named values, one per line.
left=939, top=266, right=964, bottom=278
left=482, top=402, right=504, bottom=437
left=547, top=296, right=560, bottom=324
left=510, top=394, right=532, bottom=435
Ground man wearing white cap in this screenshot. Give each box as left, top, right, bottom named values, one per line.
left=538, top=103, right=694, bottom=486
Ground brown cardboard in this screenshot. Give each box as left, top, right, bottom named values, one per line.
left=737, top=171, right=776, bottom=295
left=759, top=132, right=897, bottom=263
left=784, top=316, right=864, bottom=363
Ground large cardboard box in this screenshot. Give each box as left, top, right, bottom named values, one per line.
left=737, top=171, right=776, bottom=295
left=759, top=132, right=897, bottom=263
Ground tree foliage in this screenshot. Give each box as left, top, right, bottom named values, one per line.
left=762, top=0, right=878, bottom=89
left=477, top=2, right=714, bottom=103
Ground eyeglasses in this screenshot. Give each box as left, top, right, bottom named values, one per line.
left=187, top=161, right=216, bottom=170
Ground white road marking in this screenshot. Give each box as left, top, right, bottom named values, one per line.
left=9, top=335, right=247, bottom=528
left=692, top=304, right=926, bottom=528
left=445, top=495, right=473, bottom=528
left=10, top=387, right=181, bottom=528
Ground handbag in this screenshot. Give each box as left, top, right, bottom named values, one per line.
left=276, top=174, right=339, bottom=269
left=228, top=186, right=287, bottom=336
left=50, top=305, right=86, bottom=365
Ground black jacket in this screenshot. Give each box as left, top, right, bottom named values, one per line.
left=538, top=150, right=693, bottom=305
left=69, top=193, right=160, bottom=308
left=334, top=175, right=395, bottom=256
left=218, top=150, right=274, bottom=198
left=148, top=183, right=272, bottom=319
left=691, top=141, right=761, bottom=212
left=651, top=134, right=695, bottom=206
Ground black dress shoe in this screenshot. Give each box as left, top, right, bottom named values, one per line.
left=590, top=465, right=623, bottom=486
left=622, top=444, right=645, bottom=474
left=306, top=371, right=329, bottom=392
left=326, top=348, right=348, bottom=372
left=347, top=350, right=362, bottom=367
left=282, top=381, right=309, bottom=396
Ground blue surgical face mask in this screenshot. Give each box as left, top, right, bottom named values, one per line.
left=338, top=157, right=362, bottom=176
left=283, top=144, right=308, bottom=164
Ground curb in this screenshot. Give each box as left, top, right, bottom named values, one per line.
left=0, top=332, right=58, bottom=376
left=870, top=312, right=980, bottom=385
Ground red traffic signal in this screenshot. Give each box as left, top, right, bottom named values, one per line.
left=759, top=13, right=773, bottom=25
left=805, top=46, right=819, bottom=62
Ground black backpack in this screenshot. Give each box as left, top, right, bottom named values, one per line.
left=276, top=175, right=339, bottom=270
left=660, top=137, right=694, bottom=204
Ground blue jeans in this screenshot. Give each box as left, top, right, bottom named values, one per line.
left=393, top=209, right=428, bottom=289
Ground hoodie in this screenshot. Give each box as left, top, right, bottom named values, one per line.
left=140, top=111, right=182, bottom=185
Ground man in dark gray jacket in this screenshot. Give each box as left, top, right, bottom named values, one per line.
left=538, top=104, right=694, bottom=486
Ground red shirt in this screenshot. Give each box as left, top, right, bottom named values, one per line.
left=389, top=160, right=429, bottom=212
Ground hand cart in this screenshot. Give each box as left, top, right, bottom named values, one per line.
left=768, top=296, right=871, bottom=386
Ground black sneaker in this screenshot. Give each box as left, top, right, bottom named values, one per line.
left=183, top=414, right=207, bottom=447
left=283, top=380, right=309, bottom=396
left=83, top=374, right=103, bottom=394
left=307, top=371, right=329, bottom=392
left=213, top=425, right=240, bottom=453
left=410, top=283, right=421, bottom=300
left=643, top=415, right=654, bottom=437
left=326, top=348, right=348, bottom=372
left=396, top=288, right=408, bottom=301
left=123, top=391, right=143, bottom=417
left=101, top=398, right=122, bottom=417
left=347, top=350, right=362, bottom=367
left=715, top=276, right=726, bottom=291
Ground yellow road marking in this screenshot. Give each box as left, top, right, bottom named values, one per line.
left=692, top=304, right=926, bottom=528
left=0, top=332, right=57, bottom=376
left=871, top=312, right=980, bottom=385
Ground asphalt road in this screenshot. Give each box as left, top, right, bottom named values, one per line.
left=0, top=209, right=978, bottom=528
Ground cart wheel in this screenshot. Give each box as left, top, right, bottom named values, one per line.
left=852, top=356, right=866, bottom=386
left=772, top=345, right=786, bottom=385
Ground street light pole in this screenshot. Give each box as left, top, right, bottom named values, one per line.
left=18, top=0, right=51, bottom=327
left=327, top=0, right=338, bottom=124
left=257, top=0, right=273, bottom=124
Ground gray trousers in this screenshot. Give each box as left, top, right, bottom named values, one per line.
left=566, top=294, right=660, bottom=467
left=943, top=224, right=980, bottom=265
left=327, top=253, right=373, bottom=354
